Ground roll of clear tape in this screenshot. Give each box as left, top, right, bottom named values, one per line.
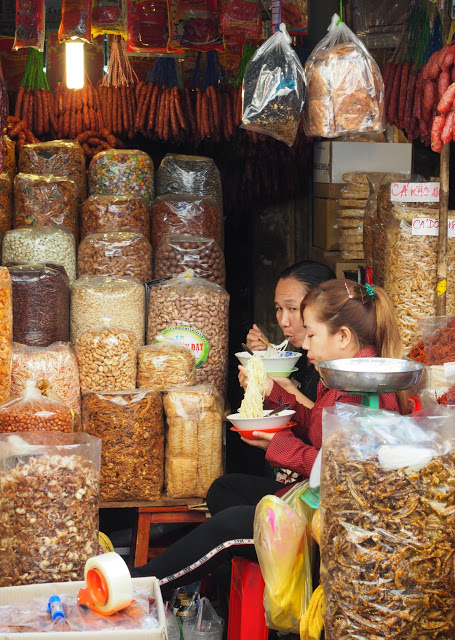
left=78, top=552, right=133, bottom=615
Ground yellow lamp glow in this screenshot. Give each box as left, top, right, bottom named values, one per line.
left=66, top=41, right=84, bottom=89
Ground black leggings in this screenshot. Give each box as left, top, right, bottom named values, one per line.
left=130, top=474, right=282, bottom=588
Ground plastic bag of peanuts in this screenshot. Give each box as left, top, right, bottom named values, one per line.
left=153, top=234, right=226, bottom=287
left=76, top=324, right=137, bottom=393
left=137, top=341, right=196, bottom=391
left=0, top=380, right=76, bottom=433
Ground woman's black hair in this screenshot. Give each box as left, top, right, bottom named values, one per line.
left=278, top=260, right=336, bottom=290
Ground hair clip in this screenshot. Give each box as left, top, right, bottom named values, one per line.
left=365, top=283, right=376, bottom=299
left=345, top=282, right=354, bottom=299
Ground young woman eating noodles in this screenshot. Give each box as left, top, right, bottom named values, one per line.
left=131, top=280, right=405, bottom=587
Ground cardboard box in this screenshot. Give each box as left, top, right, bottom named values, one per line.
left=0, top=577, right=167, bottom=639
left=313, top=141, right=413, bottom=196
left=313, top=198, right=339, bottom=251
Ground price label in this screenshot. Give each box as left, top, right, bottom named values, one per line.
left=412, top=218, right=455, bottom=237
left=390, top=182, right=440, bottom=203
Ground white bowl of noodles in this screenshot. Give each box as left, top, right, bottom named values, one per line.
left=235, top=351, right=302, bottom=373
left=227, top=409, right=296, bottom=439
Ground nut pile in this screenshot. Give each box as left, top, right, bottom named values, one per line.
left=0, top=406, right=73, bottom=433
left=82, top=390, right=164, bottom=501
left=81, top=194, right=150, bottom=241
left=147, top=276, right=229, bottom=395
left=0, top=452, right=99, bottom=586
left=9, top=265, right=70, bottom=347
left=151, top=195, right=223, bottom=253
left=154, top=234, right=225, bottom=286
left=137, top=343, right=196, bottom=391
left=13, top=174, right=78, bottom=239
left=0, top=268, right=12, bottom=403
left=3, top=227, right=77, bottom=285
left=77, top=231, right=152, bottom=282
left=70, top=275, right=145, bottom=347
left=76, top=326, right=137, bottom=392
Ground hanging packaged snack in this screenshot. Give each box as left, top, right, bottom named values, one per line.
left=13, top=0, right=45, bottom=51
left=303, top=14, right=385, bottom=138
left=82, top=389, right=164, bottom=501
left=71, top=275, right=145, bottom=347
left=152, top=195, right=223, bottom=252
left=13, top=174, right=78, bottom=239
left=12, top=342, right=81, bottom=416
left=89, top=149, right=154, bottom=206
left=220, top=0, right=262, bottom=38
left=58, top=0, right=92, bottom=43
left=19, top=141, right=87, bottom=203
left=75, top=324, right=138, bottom=392
left=3, top=227, right=77, bottom=285
left=241, top=24, right=306, bottom=146
left=137, top=342, right=196, bottom=390
left=0, top=380, right=75, bottom=433
left=274, top=0, right=308, bottom=36
left=78, top=231, right=153, bottom=282
left=0, top=268, right=13, bottom=404
left=163, top=384, right=223, bottom=498
left=9, top=264, right=70, bottom=348
left=92, top=0, right=127, bottom=38
left=167, top=0, right=224, bottom=52
left=154, top=234, right=225, bottom=287
left=156, top=154, right=222, bottom=210
left=147, top=271, right=229, bottom=396
left=81, top=194, right=150, bottom=240
left=321, top=402, right=455, bottom=640
left=127, top=0, right=169, bottom=53
left=0, top=174, right=12, bottom=237
left=0, top=431, right=100, bottom=586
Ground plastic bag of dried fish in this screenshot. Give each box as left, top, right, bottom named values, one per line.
left=320, top=402, right=455, bottom=640
left=241, top=23, right=306, bottom=146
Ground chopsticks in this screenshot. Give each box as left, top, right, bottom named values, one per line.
left=257, top=335, right=275, bottom=349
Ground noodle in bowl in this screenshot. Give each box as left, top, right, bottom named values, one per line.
left=227, top=409, right=296, bottom=432
left=235, top=350, right=302, bottom=373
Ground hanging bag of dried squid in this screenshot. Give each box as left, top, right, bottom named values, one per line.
left=303, top=14, right=385, bottom=138
left=13, top=0, right=45, bottom=50
left=241, top=24, right=305, bottom=146
left=127, top=0, right=170, bottom=53
left=58, top=0, right=92, bottom=43
left=321, top=402, right=455, bottom=640
left=167, top=0, right=224, bottom=52
left=82, top=389, right=164, bottom=500
left=220, top=0, right=262, bottom=38
left=92, top=0, right=127, bottom=38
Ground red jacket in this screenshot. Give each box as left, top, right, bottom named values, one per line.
left=264, top=346, right=400, bottom=480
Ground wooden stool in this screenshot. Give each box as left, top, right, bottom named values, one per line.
left=100, top=496, right=208, bottom=569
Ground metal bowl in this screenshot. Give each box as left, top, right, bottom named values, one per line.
left=318, top=358, right=425, bottom=393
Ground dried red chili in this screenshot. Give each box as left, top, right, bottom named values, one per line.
left=407, top=340, right=429, bottom=365
left=422, top=316, right=455, bottom=365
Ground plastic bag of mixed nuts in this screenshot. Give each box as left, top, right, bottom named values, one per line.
left=153, top=233, right=225, bottom=287
left=81, top=193, right=150, bottom=241
left=320, top=403, right=455, bottom=640
left=0, top=431, right=100, bottom=586
left=147, top=271, right=229, bottom=396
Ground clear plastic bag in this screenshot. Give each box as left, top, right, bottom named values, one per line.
left=82, top=389, right=164, bottom=501
left=0, top=431, right=100, bottom=586
left=154, top=234, right=225, bottom=287
left=18, top=141, right=87, bottom=203
left=0, top=173, right=12, bottom=237
left=420, top=316, right=455, bottom=365
left=76, top=324, right=137, bottom=393
left=320, top=402, right=455, bottom=640
left=156, top=155, right=223, bottom=211
left=147, top=271, right=229, bottom=396
left=77, top=231, right=153, bottom=282
left=2, top=227, right=77, bottom=285
left=0, top=268, right=13, bottom=404
left=163, top=384, right=223, bottom=498
left=254, top=481, right=314, bottom=633
left=0, top=380, right=75, bottom=433
left=303, top=14, right=385, bottom=138
left=3, top=136, right=16, bottom=184
left=184, top=597, right=223, bottom=638
left=137, top=341, right=196, bottom=391
left=88, top=149, right=155, bottom=207
left=81, top=194, right=150, bottom=241
left=241, top=24, right=305, bottom=146
left=13, top=173, right=78, bottom=238
left=11, top=342, right=81, bottom=416
left=70, top=275, right=146, bottom=347
left=9, top=264, right=70, bottom=347
left=151, top=195, right=223, bottom=252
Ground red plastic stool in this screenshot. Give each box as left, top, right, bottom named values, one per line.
left=227, top=557, right=268, bottom=640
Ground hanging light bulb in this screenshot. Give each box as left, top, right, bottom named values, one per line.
left=66, top=40, right=85, bottom=89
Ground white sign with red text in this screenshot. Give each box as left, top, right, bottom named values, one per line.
left=412, top=218, right=455, bottom=237
left=391, top=182, right=440, bottom=203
